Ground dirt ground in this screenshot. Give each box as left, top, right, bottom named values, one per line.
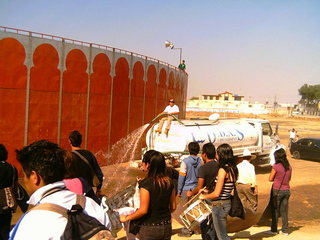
left=12, top=113, right=320, bottom=239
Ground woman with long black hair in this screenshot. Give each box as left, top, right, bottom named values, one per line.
left=120, top=151, right=176, bottom=240
left=268, top=148, right=292, bottom=236
left=199, top=143, right=238, bottom=240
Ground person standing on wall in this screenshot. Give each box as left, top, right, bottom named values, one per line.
left=155, top=99, right=180, bottom=135
left=178, top=60, right=186, bottom=71
left=68, top=130, right=104, bottom=198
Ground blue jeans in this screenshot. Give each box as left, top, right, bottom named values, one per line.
left=138, top=224, right=172, bottom=240
left=207, top=200, right=231, bottom=240
left=271, top=189, right=291, bottom=233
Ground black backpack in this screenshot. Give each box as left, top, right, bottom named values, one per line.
left=31, top=195, right=114, bottom=240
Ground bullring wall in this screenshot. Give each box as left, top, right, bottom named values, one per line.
left=0, top=27, right=188, bottom=169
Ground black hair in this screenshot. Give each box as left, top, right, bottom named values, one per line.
left=16, top=140, right=65, bottom=184
left=274, top=148, right=290, bottom=171
left=142, top=150, right=157, bottom=164
left=147, top=151, right=172, bottom=190
left=202, top=143, right=216, bottom=159
left=188, top=142, right=200, bottom=155
left=216, top=143, right=238, bottom=180
left=0, top=144, right=8, bottom=162
left=69, top=130, right=82, bottom=147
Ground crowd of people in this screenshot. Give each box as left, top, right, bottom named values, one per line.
left=0, top=131, right=292, bottom=240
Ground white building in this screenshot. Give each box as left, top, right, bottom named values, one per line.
left=187, top=91, right=269, bottom=114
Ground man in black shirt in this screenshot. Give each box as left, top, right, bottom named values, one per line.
left=68, top=130, right=104, bottom=198
left=188, top=143, right=219, bottom=240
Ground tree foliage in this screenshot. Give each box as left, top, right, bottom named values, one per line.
left=298, top=84, right=320, bottom=111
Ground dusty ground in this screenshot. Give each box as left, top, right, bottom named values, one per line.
left=12, top=113, right=320, bottom=239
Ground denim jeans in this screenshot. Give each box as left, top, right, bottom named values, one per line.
left=137, top=224, right=172, bottom=240
left=271, top=189, right=291, bottom=233
left=206, top=200, right=231, bottom=240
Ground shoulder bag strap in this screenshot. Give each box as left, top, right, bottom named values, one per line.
left=11, top=164, right=16, bottom=187
left=275, top=170, right=287, bottom=196
left=72, top=150, right=94, bottom=172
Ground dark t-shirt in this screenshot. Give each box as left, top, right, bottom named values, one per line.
left=138, top=177, right=174, bottom=223
left=198, top=160, right=219, bottom=192
left=70, top=150, right=103, bottom=189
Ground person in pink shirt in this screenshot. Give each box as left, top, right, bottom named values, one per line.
left=268, top=148, right=292, bottom=236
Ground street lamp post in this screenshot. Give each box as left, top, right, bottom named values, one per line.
left=165, top=40, right=182, bottom=64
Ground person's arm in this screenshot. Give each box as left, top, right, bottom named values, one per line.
left=170, top=188, right=176, bottom=213
left=177, top=161, right=187, bottom=196
left=187, top=178, right=205, bottom=197
left=119, top=187, right=150, bottom=222
left=199, top=168, right=226, bottom=200
left=90, top=153, right=104, bottom=191
left=269, top=168, right=276, bottom=182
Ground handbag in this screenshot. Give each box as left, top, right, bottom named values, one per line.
left=228, top=168, right=245, bottom=219
left=0, top=165, right=18, bottom=212
left=229, top=185, right=245, bottom=219
left=72, top=150, right=100, bottom=187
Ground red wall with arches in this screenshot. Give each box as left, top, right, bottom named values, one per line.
left=0, top=31, right=188, bottom=167
left=110, top=58, right=130, bottom=150
left=0, top=38, right=27, bottom=169
left=60, top=49, right=88, bottom=149
left=28, top=44, right=60, bottom=144
left=88, top=53, right=112, bottom=165
left=144, top=64, right=157, bottom=124
left=129, top=61, right=145, bottom=132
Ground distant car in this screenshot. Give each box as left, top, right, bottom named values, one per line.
left=290, top=138, right=320, bottom=161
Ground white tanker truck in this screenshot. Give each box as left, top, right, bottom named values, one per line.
left=145, top=114, right=276, bottom=165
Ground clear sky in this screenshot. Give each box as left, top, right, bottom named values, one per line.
left=1, top=0, right=319, bottom=104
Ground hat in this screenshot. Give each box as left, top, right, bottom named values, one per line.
left=239, top=149, right=256, bottom=160
left=169, top=99, right=175, bottom=103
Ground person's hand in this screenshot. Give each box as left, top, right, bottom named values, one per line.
left=119, top=215, right=128, bottom=223
left=199, top=193, right=206, bottom=200
left=199, top=188, right=208, bottom=194
left=186, top=190, right=193, bottom=198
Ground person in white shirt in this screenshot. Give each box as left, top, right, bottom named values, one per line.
left=155, top=99, right=180, bottom=135
left=288, top=128, right=298, bottom=148
left=269, top=138, right=286, bottom=166
left=10, top=140, right=111, bottom=240
left=236, top=149, right=258, bottom=212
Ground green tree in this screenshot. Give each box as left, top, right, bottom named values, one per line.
left=298, top=84, right=320, bottom=113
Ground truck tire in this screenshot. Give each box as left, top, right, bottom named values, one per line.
left=293, top=151, right=300, bottom=159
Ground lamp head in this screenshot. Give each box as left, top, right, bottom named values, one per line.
left=165, top=40, right=174, bottom=49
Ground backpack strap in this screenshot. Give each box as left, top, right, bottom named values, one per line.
left=76, top=194, right=86, bottom=208
left=30, top=194, right=86, bottom=217
left=31, top=202, right=68, bottom=218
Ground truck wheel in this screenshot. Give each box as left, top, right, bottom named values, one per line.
left=293, top=151, right=300, bottom=159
